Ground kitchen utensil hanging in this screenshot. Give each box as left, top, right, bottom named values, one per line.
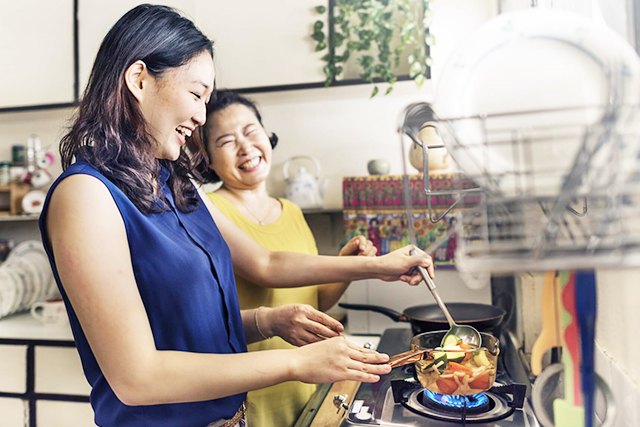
left=397, top=9, right=640, bottom=274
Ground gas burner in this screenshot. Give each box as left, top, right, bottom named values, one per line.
left=390, top=379, right=528, bottom=424
left=422, top=390, right=490, bottom=414
left=405, top=387, right=512, bottom=423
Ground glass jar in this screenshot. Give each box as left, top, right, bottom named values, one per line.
left=0, top=162, right=11, bottom=185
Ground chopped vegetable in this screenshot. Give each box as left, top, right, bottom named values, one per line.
left=436, top=377, right=459, bottom=394
left=424, top=354, right=448, bottom=374
left=442, top=334, right=459, bottom=348
left=447, top=361, right=473, bottom=374
left=432, top=350, right=447, bottom=360
left=441, top=335, right=466, bottom=362
left=469, top=372, right=492, bottom=390
left=459, top=342, right=475, bottom=362
left=473, top=351, right=491, bottom=367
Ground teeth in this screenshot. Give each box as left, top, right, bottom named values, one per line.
left=176, top=126, right=192, bottom=137
left=239, top=157, right=260, bottom=170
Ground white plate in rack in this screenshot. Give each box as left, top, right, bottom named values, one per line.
left=8, top=240, right=52, bottom=302
left=8, top=257, right=42, bottom=309
left=1, top=263, right=23, bottom=316
left=433, top=9, right=640, bottom=198
left=0, top=269, right=16, bottom=317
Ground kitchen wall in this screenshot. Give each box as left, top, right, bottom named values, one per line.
left=244, top=0, right=498, bottom=209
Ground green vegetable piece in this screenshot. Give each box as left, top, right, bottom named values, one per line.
left=442, top=334, right=459, bottom=348
left=474, top=351, right=491, bottom=367
left=442, top=334, right=465, bottom=362
left=425, top=354, right=448, bottom=373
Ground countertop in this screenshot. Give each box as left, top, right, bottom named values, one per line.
left=0, top=312, right=73, bottom=342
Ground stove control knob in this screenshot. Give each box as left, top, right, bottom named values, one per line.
left=333, top=394, right=349, bottom=413
left=363, top=341, right=373, bottom=349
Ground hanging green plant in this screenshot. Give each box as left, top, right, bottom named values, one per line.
left=312, top=0, right=434, bottom=97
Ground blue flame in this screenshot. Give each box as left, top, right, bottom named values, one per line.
left=423, top=390, right=488, bottom=409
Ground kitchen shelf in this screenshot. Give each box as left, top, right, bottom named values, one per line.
left=301, top=208, right=342, bottom=215
left=0, top=312, right=73, bottom=342
left=0, top=213, right=39, bottom=222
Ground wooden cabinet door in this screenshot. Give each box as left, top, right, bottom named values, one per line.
left=194, top=0, right=325, bottom=89
left=0, top=0, right=75, bottom=109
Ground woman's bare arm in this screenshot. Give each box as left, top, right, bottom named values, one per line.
left=196, top=186, right=434, bottom=289
left=46, top=175, right=389, bottom=406
left=316, top=236, right=377, bottom=312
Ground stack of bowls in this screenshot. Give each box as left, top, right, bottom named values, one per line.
left=0, top=240, right=58, bottom=318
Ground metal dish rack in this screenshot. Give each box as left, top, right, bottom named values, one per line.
left=398, top=94, right=640, bottom=276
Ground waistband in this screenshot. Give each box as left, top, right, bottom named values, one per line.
left=206, top=402, right=246, bottom=427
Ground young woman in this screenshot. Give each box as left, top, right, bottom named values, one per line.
left=202, top=90, right=377, bottom=427
left=40, top=5, right=434, bottom=427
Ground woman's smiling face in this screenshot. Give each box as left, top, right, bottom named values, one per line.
left=137, top=51, right=214, bottom=161
left=206, top=103, right=273, bottom=190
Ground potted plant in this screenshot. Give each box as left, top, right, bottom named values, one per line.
left=312, top=0, right=434, bottom=97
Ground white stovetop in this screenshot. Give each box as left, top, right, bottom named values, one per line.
left=0, top=312, right=74, bottom=341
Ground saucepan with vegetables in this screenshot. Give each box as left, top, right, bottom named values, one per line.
left=388, top=330, right=500, bottom=395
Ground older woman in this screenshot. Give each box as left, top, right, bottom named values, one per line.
left=202, top=90, right=381, bottom=427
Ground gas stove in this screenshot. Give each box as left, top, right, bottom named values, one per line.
left=339, top=329, right=541, bottom=426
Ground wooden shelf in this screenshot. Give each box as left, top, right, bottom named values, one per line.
left=302, top=209, right=343, bottom=215
left=0, top=182, right=32, bottom=216
left=0, top=312, right=73, bottom=342
left=0, top=214, right=39, bottom=222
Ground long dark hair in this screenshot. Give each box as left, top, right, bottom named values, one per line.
left=60, top=4, right=213, bottom=213
left=199, top=90, right=278, bottom=183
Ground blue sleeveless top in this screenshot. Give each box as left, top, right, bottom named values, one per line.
left=39, top=159, right=248, bottom=427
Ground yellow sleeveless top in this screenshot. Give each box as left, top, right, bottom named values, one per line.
left=207, top=192, right=319, bottom=427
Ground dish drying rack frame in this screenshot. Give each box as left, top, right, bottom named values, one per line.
left=398, top=96, right=640, bottom=275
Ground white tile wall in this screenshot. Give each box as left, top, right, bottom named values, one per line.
left=594, top=342, right=640, bottom=427
left=0, top=398, right=27, bottom=427
left=36, top=400, right=96, bottom=427
left=595, top=342, right=613, bottom=423
left=0, top=344, right=27, bottom=393
left=35, top=347, right=91, bottom=396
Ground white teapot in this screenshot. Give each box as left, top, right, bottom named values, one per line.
left=283, top=156, right=328, bottom=209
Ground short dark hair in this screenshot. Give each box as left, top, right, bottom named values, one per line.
left=60, top=4, right=214, bottom=213
left=200, top=90, right=278, bottom=183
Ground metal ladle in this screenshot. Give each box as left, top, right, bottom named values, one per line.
left=399, top=104, right=482, bottom=348
left=410, top=250, right=482, bottom=348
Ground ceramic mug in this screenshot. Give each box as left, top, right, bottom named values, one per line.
left=31, top=299, right=68, bottom=326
